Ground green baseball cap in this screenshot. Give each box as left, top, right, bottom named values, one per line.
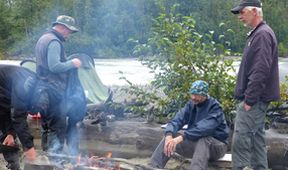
left=52, top=15, right=79, bottom=33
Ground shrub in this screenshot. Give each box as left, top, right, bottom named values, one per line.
left=123, top=5, right=236, bottom=122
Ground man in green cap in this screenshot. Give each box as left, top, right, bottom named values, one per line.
left=149, top=80, right=229, bottom=170
left=231, top=0, right=280, bottom=169
left=34, top=15, right=82, bottom=154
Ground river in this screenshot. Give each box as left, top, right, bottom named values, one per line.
left=1, top=58, right=288, bottom=86
left=0, top=59, right=154, bottom=86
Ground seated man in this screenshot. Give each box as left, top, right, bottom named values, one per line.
left=0, top=65, right=37, bottom=170
left=149, top=80, right=229, bottom=170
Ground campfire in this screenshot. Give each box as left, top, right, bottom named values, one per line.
left=24, top=151, right=124, bottom=170
left=70, top=152, right=121, bottom=170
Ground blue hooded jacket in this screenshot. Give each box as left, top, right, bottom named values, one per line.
left=165, top=97, right=229, bottom=144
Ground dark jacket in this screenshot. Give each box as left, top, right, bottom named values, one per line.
left=0, top=115, right=15, bottom=140
left=64, top=69, right=87, bottom=122
left=165, top=97, right=229, bottom=144
left=35, top=29, right=69, bottom=92
left=0, top=65, right=35, bottom=149
left=234, top=21, right=280, bottom=106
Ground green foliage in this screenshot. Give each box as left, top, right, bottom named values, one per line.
left=266, top=76, right=288, bottom=126
left=270, top=75, right=288, bottom=116
left=0, top=0, right=288, bottom=58
left=263, top=0, right=288, bottom=57
left=126, top=6, right=236, bottom=122
left=0, top=52, right=6, bottom=60
left=119, top=79, right=165, bottom=120
left=279, top=42, right=288, bottom=58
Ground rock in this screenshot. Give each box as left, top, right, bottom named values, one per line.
left=266, top=128, right=288, bottom=169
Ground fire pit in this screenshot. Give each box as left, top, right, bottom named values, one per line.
left=23, top=151, right=147, bottom=170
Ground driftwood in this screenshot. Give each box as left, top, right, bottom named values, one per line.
left=27, top=117, right=288, bottom=169
left=266, top=125, right=288, bottom=169
left=77, top=119, right=288, bottom=169
left=79, top=119, right=163, bottom=158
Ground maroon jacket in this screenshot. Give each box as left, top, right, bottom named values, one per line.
left=234, top=21, right=280, bottom=106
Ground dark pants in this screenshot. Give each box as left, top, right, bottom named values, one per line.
left=40, top=91, right=80, bottom=155
left=40, top=91, right=66, bottom=153
left=232, top=101, right=269, bottom=170
left=150, top=136, right=227, bottom=170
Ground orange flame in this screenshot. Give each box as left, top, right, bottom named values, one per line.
left=105, top=151, right=112, bottom=158
left=77, top=153, right=81, bottom=164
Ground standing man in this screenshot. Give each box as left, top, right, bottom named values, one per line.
left=149, top=80, right=229, bottom=170
left=231, top=0, right=280, bottom=169
left=0, top=65, right=37, bottom=169
left=35, top=15, right=82, bottom=153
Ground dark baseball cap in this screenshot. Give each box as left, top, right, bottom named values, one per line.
left=231, top=0, right=262, bottom=14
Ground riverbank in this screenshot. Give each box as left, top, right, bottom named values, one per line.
left=2, top=57, right=288, bottom=84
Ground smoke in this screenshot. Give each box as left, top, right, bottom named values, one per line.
left=70, top=0, right=155, bottom=57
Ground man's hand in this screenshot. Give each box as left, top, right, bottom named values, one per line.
left=72, top=58, right=82, bottom=68
left=174, top=135, right=183, bottom=144
left=24, top=147, right=36, bottom=161
left=3, top=134, right=15, bottom=146
left=164, top=135, right=183, bottom=157
left=244, top=103, right=252, bottom=111
left=164, top=136, right=173, bottom=157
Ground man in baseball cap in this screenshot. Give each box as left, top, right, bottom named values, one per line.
left=230, top=0, right=280, bottom=169
left=34, top=15, right=82, bottom=154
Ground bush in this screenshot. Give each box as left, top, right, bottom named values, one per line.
left=123, top=5, right=237, bottom=122
left=270, top=76, right=288, bottom=116
left=278, top=42, right=288, bottom=58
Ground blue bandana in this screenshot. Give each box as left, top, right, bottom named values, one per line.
left=189, top=80, right=209, bottom=96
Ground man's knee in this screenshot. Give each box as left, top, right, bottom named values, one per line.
left=232, top=131, right=252, bottom=151
left=195, top=136, right=217, bottom=147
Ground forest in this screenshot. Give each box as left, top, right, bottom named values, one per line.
left=0, top=0, right=288, bottom=59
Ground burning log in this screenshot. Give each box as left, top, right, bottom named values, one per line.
left=26, top=152, right=139, bottom=170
